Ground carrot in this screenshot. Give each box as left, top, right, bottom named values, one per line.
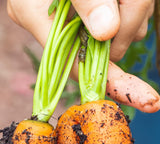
left=8, top=0, right=158, bottom=143
left=12, top=0, right=82, bottom=143
left=12, top=120, right=54, bottom=144
left=54, top=100, right=133, bottom=144
left=53, top=28, right=133, bottom=143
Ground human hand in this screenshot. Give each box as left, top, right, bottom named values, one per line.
left=7, top=0, right=160, bottom=112
left=71, top=0, right=155, bottom=61
left=7, top=0, right=155, bottom=62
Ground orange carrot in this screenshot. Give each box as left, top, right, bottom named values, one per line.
left=54, top=100, right=133, bottom=144
left=12, top=120, right=54, bottom=144
left=11, top=1, right=81, bottom=143
left=52, top=29, right=133, bottom=143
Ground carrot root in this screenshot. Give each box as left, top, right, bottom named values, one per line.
left=54, top=100, right=134, bottom=144
left=12, top=120, right=55, bottom=144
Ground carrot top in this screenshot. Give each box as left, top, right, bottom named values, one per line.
left=31, top=0, right=110, bottom=122
left=32, top=0, right=82, bottom=122
left=79, top=28, right=110, bottom=104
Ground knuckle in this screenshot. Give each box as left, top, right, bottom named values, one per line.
left=148, top=0, right=155, bottom=18
left=7, top=0, right=15, bottom=21
left=111, top=52, right=125, bottom=62
left=139, top=0, right=153, bottom=9
left=110, top=42, right=129, bottom=62
left=6, top=0, right=20, bottom=25
left=134, top=26, right=148, bottom=41
left=117, top=53, right=125, bottom=61
left=7, top=1, right=12, bottom=17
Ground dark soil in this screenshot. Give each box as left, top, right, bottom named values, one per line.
left=0, top=122, right=18, bottom=144
left=72, top=124, right=87, bottom=144
left=125, top=115, right=131, bottom=124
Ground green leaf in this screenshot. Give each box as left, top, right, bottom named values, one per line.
left=30, top=83, right=36, bottom=90
left=24, top=47, right=40, bottom=73
left=61, top=90, right=80, bottom=107
left=67, top=79, right=79, bottom=87
left=64, top=91, right=80, bottom=107
left=48, top=0, right=59, bottom=16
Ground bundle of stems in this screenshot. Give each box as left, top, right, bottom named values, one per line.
left=79, top=31, right=110, bottom=104
left=32, top=0, right=82, bottom=122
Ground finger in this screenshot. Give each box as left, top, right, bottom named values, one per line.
left=71, top=0, right=120, bottom=41
left=133, top=0, right=155, bottom=41
left=70, top=58, right=160, bottom=113
left=110, top=0, right=153, bottom=62
left=133, top=17, right=148, bottom=41
left=18, top=0, right=159, bottom=113
left=35, top=18, right=159, bottom=113
left=147, top=0, right=155, bottom=18
left=7, top=0, right=20, bottom=25
left=7, top=0, right=54, bottom=46
left=106, top=62, right=160, bottom=113
left=70, top=55, right=160, bottom=113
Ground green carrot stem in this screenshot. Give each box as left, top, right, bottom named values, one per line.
left=79, top=61, right=100, bottom=104
left=90, top=40, right=100, bottom=83
left=48, top=17, right=81, bottom=78
left=79, top=49, right=87, bottom=101
left=51, top=0, right=71, bottom=45
left=32, top=65, right=42, bottom=115
left=87, top=36, right=94, bottom=60
left=84, top=45, right=91, bottom=83
left=49, top=33, right=76, bottom=98
left=48, top=24, right=79, bottom=101
left=100, top=41, right=110, bottom=99
left=79, top=27, right=110, bottom=104
left=32, top=0, right=81, bottom=120
left=48, top=0, right=71, bottom=76
left=37, top=36, right=81, bottom=122
left=41, top=0, right=70, bottom=108
left=79, top=58, right=99, bottom=104
left=93, top=41, right=107, bottom=93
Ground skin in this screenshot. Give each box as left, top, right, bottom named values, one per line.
left=12, top=120, right=54, bottom=144
left=54, top=100, right=133, bottom=144
left=7, top=0, right=155, bottom=62
left=7, top=0, right=160, bottom=113
left=106, top=62, right=160, bottom=113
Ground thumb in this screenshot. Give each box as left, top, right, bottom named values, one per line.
left=71, top=0, right=120, bottom=41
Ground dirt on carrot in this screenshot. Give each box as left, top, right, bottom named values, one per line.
left=12, top=120, right=55, bottom=144
left=54, top=100, right=134, bottom=144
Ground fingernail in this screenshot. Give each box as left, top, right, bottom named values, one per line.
left=88, top=5, right=114, bottom=39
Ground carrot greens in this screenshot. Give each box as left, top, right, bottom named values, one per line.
left=32, top=0, right=82, bottom=122
left=79, top=29, right=110, bottom=104
left=32, top=0, right=110, bottom=122
left=48, top=0, right=59, bottom=16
